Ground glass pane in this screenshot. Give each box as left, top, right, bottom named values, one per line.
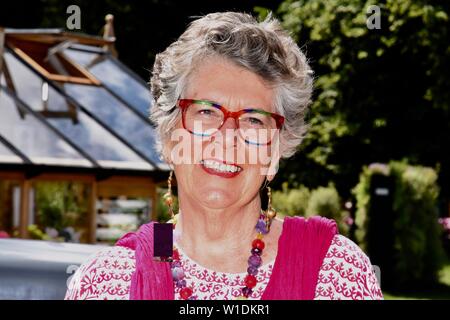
left=0, top=142, right=23, bottom=164
left=64, top=49, right=152, bottom=117
left=63, top=48, right=99, bottom=68
left=64, top=84, right=163, bottom=166
left=3, top=52, right=67, bottom=112
left=2, top=52, right=152, bottom=170
left=48, top=112, right=151, bottom=169
left=0, top=89, right=92, bottom=167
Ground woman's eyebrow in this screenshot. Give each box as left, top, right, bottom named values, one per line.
left=201, top=98, right=269, bottom=111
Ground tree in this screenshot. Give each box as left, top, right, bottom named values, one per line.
left=270, top=0, right=450, bottom=204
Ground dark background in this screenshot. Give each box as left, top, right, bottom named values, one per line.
left=0, top=0, right=280, bottom=79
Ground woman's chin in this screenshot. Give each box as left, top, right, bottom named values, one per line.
left=195, top=189, right=237, bottom=209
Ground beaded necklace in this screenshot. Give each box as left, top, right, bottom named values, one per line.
left=169, top=213, right=270, bottom=300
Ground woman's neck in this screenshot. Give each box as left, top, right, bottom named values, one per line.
left=174, top=192, right=262, bottom=272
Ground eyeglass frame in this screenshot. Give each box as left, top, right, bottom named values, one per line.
left=176, top=98, right=285, bottom=146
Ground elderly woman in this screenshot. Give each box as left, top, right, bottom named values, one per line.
left=66, top=12, right=382, bottom=300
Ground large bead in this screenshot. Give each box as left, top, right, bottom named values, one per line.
left=248, top=254, right=262, bottom=268
left=242, top=287, right=253, bottom=297
left=172, top=267, right=185, bottom=281
left=163, top=192, right=174, bottom=206
left=176, top=279, right=187, bottom=288
left=171, top=260, right=182, bottom=268
left=180, top=287, right=193, bottom=300
left=266, top=208, right=277, bottom=219
left=247, top=266, right=258, bottom=275
left=255, top=220, right=268, bottom=234
left=252, top=239, right=265, bottom=250
left=244, top=275, right=257, bottom=289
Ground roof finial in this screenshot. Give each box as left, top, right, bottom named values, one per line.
left=103, top=14, right=118, bottom=57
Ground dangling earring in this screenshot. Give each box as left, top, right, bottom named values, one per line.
left=264, top=184, right=277, bottom=232
left=163, top=170, right=175, bottom=219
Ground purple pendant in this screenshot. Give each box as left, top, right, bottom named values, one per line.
left=248, top=254, right=262, bottom=268
left=172, top=267, right=185, bottom=281
left=247, top=266, right=258, bottom=275
left=256, top=220, right=268, bottom=234
left=242, top=287, right=253, bottom=297
left=176, top=279, right=187, bottom=288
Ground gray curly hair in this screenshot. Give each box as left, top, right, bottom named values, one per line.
left=149, top=11, right=313, bottom=160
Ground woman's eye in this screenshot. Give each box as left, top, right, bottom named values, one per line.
left=247, top=117, right=264, bottom=125
left=198, top=109, right=213, bottom=115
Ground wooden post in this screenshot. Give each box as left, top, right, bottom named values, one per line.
left=87, top=181, right=97, bottom=244
left=19, top=179, right=31, bottom=238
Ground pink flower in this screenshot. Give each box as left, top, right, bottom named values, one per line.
left=438, top=218, right=450, bottom=232
left=344, top=216, right=354, bottom=226
left=0, top=231, right=10, bottom=239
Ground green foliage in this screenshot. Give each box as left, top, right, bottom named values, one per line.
left=390, top=162, right=445, bottom=286
left=306, top=184, right=350, bottom=235
left=353, top=164, right=389, bottom=250
left=271, top=0, right=450, bottom=200
left=306, top=185, right=341, bottom=219
left=272, top=183, right=351, bottom=236
left=353, top=161, right=446, bottom=288
left=27, top=224, right=51, bottom=241
left=34, top=182, right=88, bottom=240
left=272, top=182, right=310, bottom=216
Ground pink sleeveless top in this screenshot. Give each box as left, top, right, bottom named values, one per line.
left=115, top=216, right=337, bottom=300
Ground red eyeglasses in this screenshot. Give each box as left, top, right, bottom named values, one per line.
left=177, top=99, right=284, bottom=146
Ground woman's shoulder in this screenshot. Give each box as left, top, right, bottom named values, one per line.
left=65, top=246, right=136, bottom=300
left=325, top=234, right=374, bottom=269
left=315, top=234, right=384, bottom=300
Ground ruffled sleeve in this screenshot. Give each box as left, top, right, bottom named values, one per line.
left=64, top=246, right=135, bottom=300
left=314, top=234, right=383, bottom=300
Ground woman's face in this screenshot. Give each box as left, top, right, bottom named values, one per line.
left=166, top=57, right=279, bottom=210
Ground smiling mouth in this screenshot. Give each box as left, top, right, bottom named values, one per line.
left=199, top=159, right=243, bottom=177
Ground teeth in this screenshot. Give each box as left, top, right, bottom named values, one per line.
left=200, top=160, right=241, bottom=173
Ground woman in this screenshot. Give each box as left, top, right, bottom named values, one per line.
left=66, top=12, right=383, bottom=300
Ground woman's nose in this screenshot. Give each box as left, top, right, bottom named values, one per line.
left=218, top=117, right=238, bottom=146
left=221, top=117, right=238, bottom=130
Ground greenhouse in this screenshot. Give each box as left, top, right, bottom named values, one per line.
left=0, top=28, right=168, bottom=244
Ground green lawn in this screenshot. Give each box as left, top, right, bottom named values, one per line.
left=383, top=262, right=450, bottom=300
